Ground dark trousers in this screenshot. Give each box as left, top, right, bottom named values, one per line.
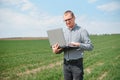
left=63, top=58, right=84, bottom=80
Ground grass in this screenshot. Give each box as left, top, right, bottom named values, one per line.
left=0, top=34, right=120, bottom=80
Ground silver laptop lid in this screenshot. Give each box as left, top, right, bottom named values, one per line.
left=47, top=28, right=66, bottom=47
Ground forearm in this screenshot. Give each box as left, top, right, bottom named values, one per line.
left=80, top=43, right=93, bottom=51
left=70, top=41, right=93, bottom=51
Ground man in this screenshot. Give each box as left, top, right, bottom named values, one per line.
left=52, top=10, right=93, bottom=80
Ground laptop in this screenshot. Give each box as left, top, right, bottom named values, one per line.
left=47, top=28, right=79, bottom=49
left=47, top=28, right=66, bottom=48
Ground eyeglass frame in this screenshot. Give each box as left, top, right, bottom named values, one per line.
left=64, top=17, right=73, bottom=22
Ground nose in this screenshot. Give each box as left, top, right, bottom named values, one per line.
left=66, top=21, right=70, bottom=25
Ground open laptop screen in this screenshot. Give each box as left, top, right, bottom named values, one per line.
left=47, top=28, right=66, bottom=48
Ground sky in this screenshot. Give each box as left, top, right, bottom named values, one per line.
left=0, top=0, right=120, bottom=38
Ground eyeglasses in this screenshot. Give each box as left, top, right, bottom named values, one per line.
left=64, top=17, right=73, bottom=22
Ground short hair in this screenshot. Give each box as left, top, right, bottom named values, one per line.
left=64, top=10, right=75, bottom=17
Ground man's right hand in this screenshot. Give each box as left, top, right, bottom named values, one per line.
left=52, top=43, right=63, bottom=54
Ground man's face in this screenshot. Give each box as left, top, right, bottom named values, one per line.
left=63, top=13, right=75, bottom=28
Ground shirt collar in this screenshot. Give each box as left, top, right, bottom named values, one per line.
left=68, top=24, right=77, bottom=31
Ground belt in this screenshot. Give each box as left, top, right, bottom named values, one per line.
left=64, top=58, right=83, bottom=65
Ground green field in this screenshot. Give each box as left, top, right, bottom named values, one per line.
left=0, top=34, right=120, bottom=80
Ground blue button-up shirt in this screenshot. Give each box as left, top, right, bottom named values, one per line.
left=63, top=24, right=93, bottom=61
